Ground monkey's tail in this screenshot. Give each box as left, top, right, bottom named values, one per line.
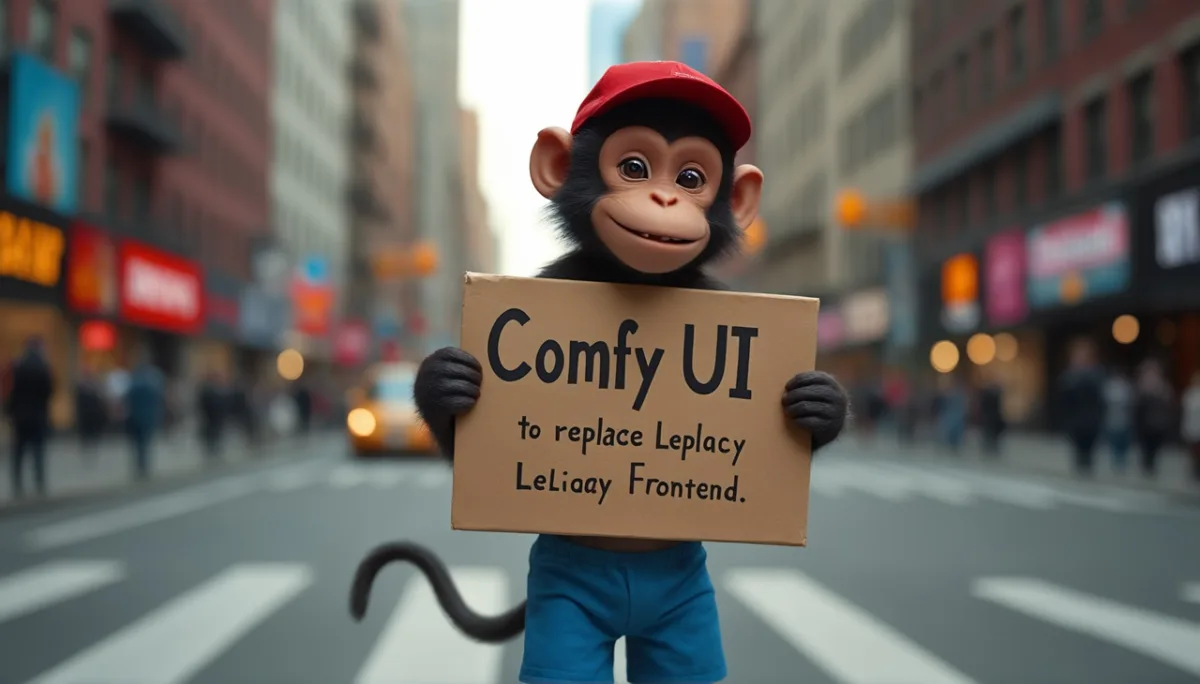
left=349, top=541, right=526, bottom=643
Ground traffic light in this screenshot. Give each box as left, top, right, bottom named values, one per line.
left=834, top=188, right=915, bottom=233
left=743, top=216, right=767, bottom=254
left=371, top=242, right=439, bottom=280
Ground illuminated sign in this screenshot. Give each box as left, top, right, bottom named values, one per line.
left=940, top=253, right=980, bottom=333
left=0, top=210, right=64, bottom=287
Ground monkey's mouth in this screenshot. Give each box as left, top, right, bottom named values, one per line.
left=613, top=220, right=699, bottom=245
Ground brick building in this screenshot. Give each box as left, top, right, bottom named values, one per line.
left=348, top=0, right=417, bottom=357
left=910, top=0, right=1200, bottom=427
left=0, top=0, right=272, bottom=426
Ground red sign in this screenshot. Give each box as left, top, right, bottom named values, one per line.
left=66, top=223, right=118, bottom=314
left=291, top=276, right=333, bottom=336
left=334, top=321, right=370, bottom=366
left=118, top=240, right=204, bottom=334
left=79, top=320, right=116, bottom=351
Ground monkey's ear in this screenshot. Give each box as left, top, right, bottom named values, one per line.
left=529, top=127, right=573, bottom=200
left=730, top=165, right=764, bottom=231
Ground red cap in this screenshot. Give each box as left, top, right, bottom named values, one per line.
left=571, top=61, right=752, bottom=151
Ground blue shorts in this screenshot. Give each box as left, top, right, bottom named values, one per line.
left=519, top=534, right=726, bottom=684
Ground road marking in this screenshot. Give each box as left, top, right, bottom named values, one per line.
left=25, top=564, right=311, bottom=684
left=330, top=465, right=369, bottom=488
left=614, top=636, right=628, bottom=684
left=415, top=468, right=450, bottom=489
left=354, top=566, right=507, bottom=684
left=814, top=465, right=911, bottom=501
left=0, top=560, right=124, bottom=625
left=724, top=569, right=977, bottom=684
left=366, top=470, right=408, bottom=488
left=26, top=477, right=259, bottom=550
left=870, top=464, right=976, bottom=505
left=1183, top=582, right=1200, bottom=604
left=973, top=577, right=1200, bottom=677
left=263, top=467, right=321, bottom=492
left=953, top=475, right=1057, bottom=510
left=808, top=477, right=845, bottom=497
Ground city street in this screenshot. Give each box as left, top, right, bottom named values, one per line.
left=0, top=435, right=1198, bottom=684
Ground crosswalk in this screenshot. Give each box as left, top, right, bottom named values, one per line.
left=254, top=458, right=1179, bottom=515
left=2, top=559, right=1198, bottom=683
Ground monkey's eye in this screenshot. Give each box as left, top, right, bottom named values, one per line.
left=617, top=157, right=649, bottom=180
left=676, top=168, right=705, bottom=190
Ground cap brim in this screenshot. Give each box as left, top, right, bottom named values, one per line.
left=579, top=75, right=752, bottom=151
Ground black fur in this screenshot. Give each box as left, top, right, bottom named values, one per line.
left=350, top=99, right=850, bottom=643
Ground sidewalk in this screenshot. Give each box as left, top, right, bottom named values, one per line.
left=0, top=427, right=324, bottom=510
left=838, top=429, right=1200, bottom=498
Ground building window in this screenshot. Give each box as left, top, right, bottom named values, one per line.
left=104, top=160, right=120, bottom=218
left=1082, top=0, right=1103, bottom=40
left=982, top=164, right=997, bottom=221
left=1043, top=0, right=1061, bottom=63
left=1013, top=145, right=1028, bottom=209
left=0, top=0, right=8, bottom=55
left=1184, top=45, right=1200, bottom=141
left=1045, top=125, right=1063, bottom=198
left=1008, top=4, right=1026, bottom=80
left=1128, top=71, right=1155, bottom=166
left=69, top=28, right=91, bottom=105
left=979, top=30, right=995, bottom=98
left=1126, top=0, right=1148, bottom=15
left=30, top=0, right=54, bottom=61
left=1084, top=96, right=1107, bottom=183
left=955, top=51, right=969, bottom=113
left=107, top=53, right=121, bottom=106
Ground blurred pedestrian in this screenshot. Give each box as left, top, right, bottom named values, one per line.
left=1102, top=369, right=1135, bottom=473
left=293, top=381, right=312, bottom=434
left=1133, top=359, right=1174, bottom=478
left=1181, top=371, right=1200, bottom=482
left=124, top=352, right=165, bottom=480
left=197, top=369, right=226, bottom=459
left=935, top=374, right=967, bottom=453
left=75, top=368, right=107, bottom=460
left=1056, top=339, right=1106, bottom=476
left=977, top=377, right=1005, bottom=456
left=6, top=337, right=54, bottom=498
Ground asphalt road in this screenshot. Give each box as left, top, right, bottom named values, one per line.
left=1, top=434, right=1198, bottom=684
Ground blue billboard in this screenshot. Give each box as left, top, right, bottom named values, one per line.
left=679, top=37, right=709, bottom=74
left=6, top=52, right=81, bottom=214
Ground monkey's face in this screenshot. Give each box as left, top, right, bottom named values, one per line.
left=589, top=126, right=721, bottom=274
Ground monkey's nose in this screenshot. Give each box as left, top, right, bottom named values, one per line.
left=650, top=191, right=679, bottom=207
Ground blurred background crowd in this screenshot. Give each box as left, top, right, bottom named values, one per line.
left=2, top=0, right=1200, bottom=498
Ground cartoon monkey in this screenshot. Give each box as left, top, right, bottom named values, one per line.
left=351, top=62, right=850, bottom=684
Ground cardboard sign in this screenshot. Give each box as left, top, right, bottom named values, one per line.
left=451, top=274, right=820, bottom=546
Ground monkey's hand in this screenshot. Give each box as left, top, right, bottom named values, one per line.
left=414, top=347, right=482, bottom=459
left=781, top=371, right=848, bottom=453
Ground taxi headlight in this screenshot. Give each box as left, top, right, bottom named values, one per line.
left=347, top=408, right=377, bottom=437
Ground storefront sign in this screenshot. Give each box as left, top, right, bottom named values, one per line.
left=1154, top=186, right=1200, bottom=269
left=1028, top=203, right=1129, bottom=309
left=940, top=253, right=980, bottom=333
left=334, top=321, right=371, bottom=366
left=79, top=320, right=116, bottom=351
left=5, top=52, right=80, bottom=214
left=118, top=240, right=204, bottom=334
left=985, top=229, right=1028, bottom=327
left=291, top=254, right=333, bottom=336
left=66, top=223, right=117, bottom=314
left=884, top=242, right=917, bottom=350
left=841, top=288, right=890, bottom=345
left=0, top=208, right=65, bottom=290
left=817, top=311, right=845, bottom=351
left=239, top=286, right=290, bottom=350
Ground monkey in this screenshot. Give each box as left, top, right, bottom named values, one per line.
left=350, top=61, right=850, bottom=683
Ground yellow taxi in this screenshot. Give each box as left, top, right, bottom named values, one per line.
left=346, top=362, right=437, bottom=457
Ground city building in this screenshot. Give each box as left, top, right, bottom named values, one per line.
left=272, top=0, right=354, bottom=365
left=347, top=0, right=417, bottom=363
left=405, top=0, right=462, bottom=352
left=458, top=109, right=496, bottom=273
left=620, top=0, right=665, bottom=63
left=588, top=0, right=641, bottom=83
left=751, top=0, right=913, bottom=383
left=910, top=0, right=1200, bottom=428
left=0, top=0, right=275, bottom=426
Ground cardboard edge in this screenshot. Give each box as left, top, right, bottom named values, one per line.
left=463, top=272, right=822, bottom=305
